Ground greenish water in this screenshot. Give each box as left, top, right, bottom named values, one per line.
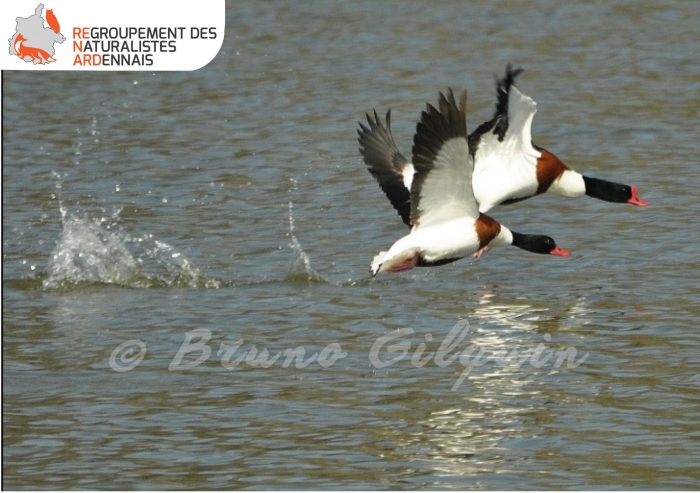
left=3, top=1, right=700, bottom=489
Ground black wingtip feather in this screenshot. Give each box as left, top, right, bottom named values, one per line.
left=493, top=64, right=524, bottom=141
left=467, top=64, right=525, bottom=151
left=410, top=88, right=468, bottom=225
left=413, top=88, right=468, bottom=171
left=357, top=108, right=412, bottom=226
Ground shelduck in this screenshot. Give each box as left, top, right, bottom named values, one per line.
left=358, top=65, right=649, bottom=219
left=368, top=89, right=570, bottom=277
left=470, top=65, right=649, bottom=211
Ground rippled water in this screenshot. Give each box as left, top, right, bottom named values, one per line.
left=3, top=0, right=700, bottom=489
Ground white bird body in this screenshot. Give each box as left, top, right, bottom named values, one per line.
left=370, top=218, right=515, bottom=275
left=363, top=88, right=568, bottom=277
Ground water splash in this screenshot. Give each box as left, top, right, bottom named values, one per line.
left=44, top=171, right=223, bottom=289
left=40, top=174, right=339, bottom=289
left=43, top=208, right=220, bottom=290
left=287, top=199, right=328, bottom=283
left=43, top=210, right=141, bottom=289
left=286, top=178, right=329, bottom=283
left=133, top=233, right=219, bottom=288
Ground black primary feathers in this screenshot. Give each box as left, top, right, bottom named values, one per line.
left=468, top=64, right=524, bottom=152
left=410, top=89, right=469, bottom=226
left=357, top=110, right=412, bottom=226
left=412, top=89, right=468, bottom=171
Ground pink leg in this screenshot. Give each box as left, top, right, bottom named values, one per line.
left=473, top=245, right=491, bottom=260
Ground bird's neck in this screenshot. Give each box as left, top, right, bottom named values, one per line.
left=547, top=169, right=586, bottom=198
left=583, top=176, right=632, bottom=203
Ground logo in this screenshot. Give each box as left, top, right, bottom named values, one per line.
left=2, top=1, right=225, bottom=71
left=8, top=4, right=66, bottom=65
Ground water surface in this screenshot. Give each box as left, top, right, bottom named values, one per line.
left=3, top=0, right=700, bottom=489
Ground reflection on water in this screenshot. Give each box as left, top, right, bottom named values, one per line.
left=415, top=402, right=543, bottom=482
left=474, top=290, right=550, bottom=331
left=412, top=301, right=580, bottom=472
left=362, top=293, right=596, bottom=487
left=474, top=290, right=591, bottom=333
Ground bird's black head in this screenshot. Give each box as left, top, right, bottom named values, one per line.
left=583, top=176, right=649, bottom=206
left=511, top=232, right=571, bottom=256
